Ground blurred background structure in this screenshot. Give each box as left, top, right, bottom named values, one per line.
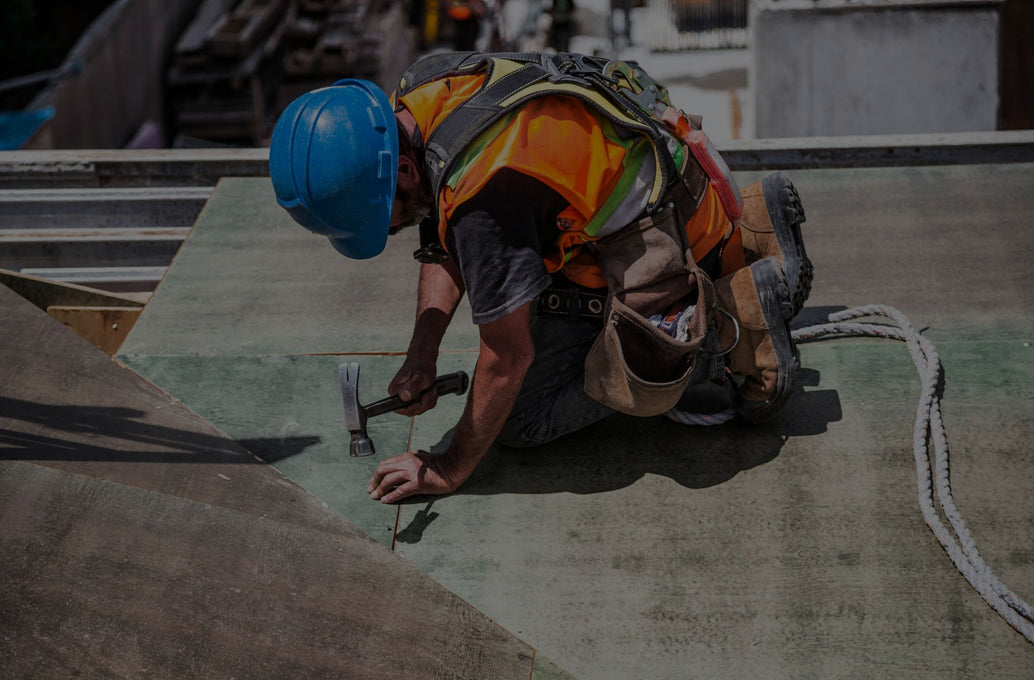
left=0, top=0, right=1029, bottom=150
left=0, top=0, right=1031, bottom=319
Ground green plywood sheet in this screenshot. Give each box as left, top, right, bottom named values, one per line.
left=396, top=340, right=1034, bottom=679
left=119, top=165, right=1034, bottom=678
left=119, top=177, right=478, bottom=358
left=117, top=353, right=468, bottom=546
left=746, top=164, right=1034, bottom=340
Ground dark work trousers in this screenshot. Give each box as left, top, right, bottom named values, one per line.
left=496, top=309, right=614, bottom=448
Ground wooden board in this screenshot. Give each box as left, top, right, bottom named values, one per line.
left=0, top=268, right=146, bottom=308
left=46, top=305, right=142, bottom=355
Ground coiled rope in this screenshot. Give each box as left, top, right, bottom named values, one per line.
left=796, top=305, right=1033, bottom=643
left=667, top=305, right=1033, bottom=643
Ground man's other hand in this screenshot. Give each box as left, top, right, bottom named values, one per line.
left=367, top=450, right=468, bottom=504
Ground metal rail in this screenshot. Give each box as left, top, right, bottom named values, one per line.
left=0, top=130, right=1031, bottom=295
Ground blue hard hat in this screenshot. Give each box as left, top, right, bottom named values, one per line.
left=269, top=79, right=398, bottom=259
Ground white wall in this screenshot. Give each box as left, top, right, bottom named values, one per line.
left=27, top=0, right=201, bottom=149
left=752, top=2, right=1000, bottom=138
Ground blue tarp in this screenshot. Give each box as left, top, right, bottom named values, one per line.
left=0, top=107, right=55, bottom=150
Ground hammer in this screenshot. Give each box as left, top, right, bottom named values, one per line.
left=339, top=362, right=469, bottom=457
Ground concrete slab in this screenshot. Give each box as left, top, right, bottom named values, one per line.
left=0, top=284, right=569, bottom=679
left=119, top=177, right=478, bottom=357
left=119, top=353, right=461, bottom=546
left=119, top=166, right=1034, bottom=678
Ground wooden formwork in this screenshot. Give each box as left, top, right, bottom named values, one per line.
left=167, top=0, right=407, bottom=145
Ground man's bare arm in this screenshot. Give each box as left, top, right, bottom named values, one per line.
left=390, top=260, right=465, bottom=413
left=368, top=302, right=536, bottom=503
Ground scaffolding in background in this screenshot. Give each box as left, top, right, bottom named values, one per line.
left=647, top=0, right=748, bottom=50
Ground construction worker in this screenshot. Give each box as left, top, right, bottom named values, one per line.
left=269, top=52, right=811, bottom=504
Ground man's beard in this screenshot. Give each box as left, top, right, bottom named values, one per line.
left=390, top=179, right=433, bottom=234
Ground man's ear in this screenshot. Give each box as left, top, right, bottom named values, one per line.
left=398, top=153, right=418, bottom=183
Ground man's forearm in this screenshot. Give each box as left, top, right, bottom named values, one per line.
left=408, top=260, right=464, bottom=361
left=439, top=306, right=536, bottom=485
left=368, top=301, right=536, bottom=502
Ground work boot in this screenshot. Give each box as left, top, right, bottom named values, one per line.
left=714, top=257, right=799, bottom=422
left=738, top=172, right=813, bottom=317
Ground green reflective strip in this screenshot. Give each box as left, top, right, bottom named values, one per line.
left=671, top=138, right=685, bottom=171
left=582, top=122, right=653, bottom=237
left=443, top=110, right=520, bottom=190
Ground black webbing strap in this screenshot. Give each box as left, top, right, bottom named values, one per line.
left=423, top=62, right=551, bottom=194
left=398, top=51, right=480, bottom=96
left=403, top=51, right=680, bottom=207
left=536, top=286, right=607, bottom=320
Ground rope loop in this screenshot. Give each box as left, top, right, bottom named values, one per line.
left=792, top=306, right=1034, bottom=644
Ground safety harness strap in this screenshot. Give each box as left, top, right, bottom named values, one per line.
left=423, top=62, right=552, bottom=190
left=399, top=52, right=681, bottom=215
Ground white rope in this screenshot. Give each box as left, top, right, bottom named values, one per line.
left=792, top=305, right=1034, bottom=644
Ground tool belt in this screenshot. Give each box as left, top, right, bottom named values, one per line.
left=536, top=285, right=607, bottom=320
left=583, top=158, right=720, bottom=417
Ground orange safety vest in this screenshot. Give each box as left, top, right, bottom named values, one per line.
left=395, top=71, right=741, bottom=288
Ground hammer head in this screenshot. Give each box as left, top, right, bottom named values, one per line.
left=339, top=362, right=375, bottom=457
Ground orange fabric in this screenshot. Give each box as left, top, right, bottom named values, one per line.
left=397, top=73, right=742, bottom=288
left=400, top=78, right=635, bottom=287
left=436, top=98, right=632, bottom=234
left=719, top=223, right=745, bottom=277
left=396, top=74, right=486, bottom=138
left=447, top=5, right=474, bottom=19
left=684, top=181, right=731, bottom=263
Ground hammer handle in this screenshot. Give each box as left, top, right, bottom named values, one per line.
left=364, top=371, right=470, bottom=418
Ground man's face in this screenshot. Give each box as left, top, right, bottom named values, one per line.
left=389, top=157, right=432, bottom=234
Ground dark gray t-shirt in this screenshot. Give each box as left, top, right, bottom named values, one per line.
left=445, top=169, right=568, bottom=325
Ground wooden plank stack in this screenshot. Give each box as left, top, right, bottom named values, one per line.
left=168, top=0, right=402, bottom=146
left=282, top=0, right=386, bottom=82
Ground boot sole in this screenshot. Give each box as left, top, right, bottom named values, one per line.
left=734, top=257, right=799, bottom=423
left=762, top=172, right=813, bottom=317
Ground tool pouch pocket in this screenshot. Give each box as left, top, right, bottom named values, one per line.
left=584, top=199, right=716, bottom=416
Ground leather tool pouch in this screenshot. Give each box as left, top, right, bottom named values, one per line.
left=584, top=168, right=716, bottom=416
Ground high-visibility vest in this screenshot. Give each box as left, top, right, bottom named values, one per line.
left=393, top=52, right=742, bottom=287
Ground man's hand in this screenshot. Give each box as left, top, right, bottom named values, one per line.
left=388, top=357, right=438, bottom=416
left=367, top=450, right=471, bottom=504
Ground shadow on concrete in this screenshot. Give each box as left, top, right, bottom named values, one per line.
left=238, top=437, right=324, bottom=464
left=413, top=368, right=841, bottom=499
left=396, top=500, right=442, bottom=544
left=0, top=396, right=320, bottom=464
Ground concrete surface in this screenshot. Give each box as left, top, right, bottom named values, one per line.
left=0, top=283, right=572, bottom=679
left=753, top=2, right=1001, bottom=138
left=115, top=169, right=1034, bottom=678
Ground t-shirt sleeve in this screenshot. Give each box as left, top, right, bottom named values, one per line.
left=446, top=169, right=566, bottom=325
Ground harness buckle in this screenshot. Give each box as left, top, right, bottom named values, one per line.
left=413, top=215, right=450, bottom=264
left=602, top=60, right=672, bottom=114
